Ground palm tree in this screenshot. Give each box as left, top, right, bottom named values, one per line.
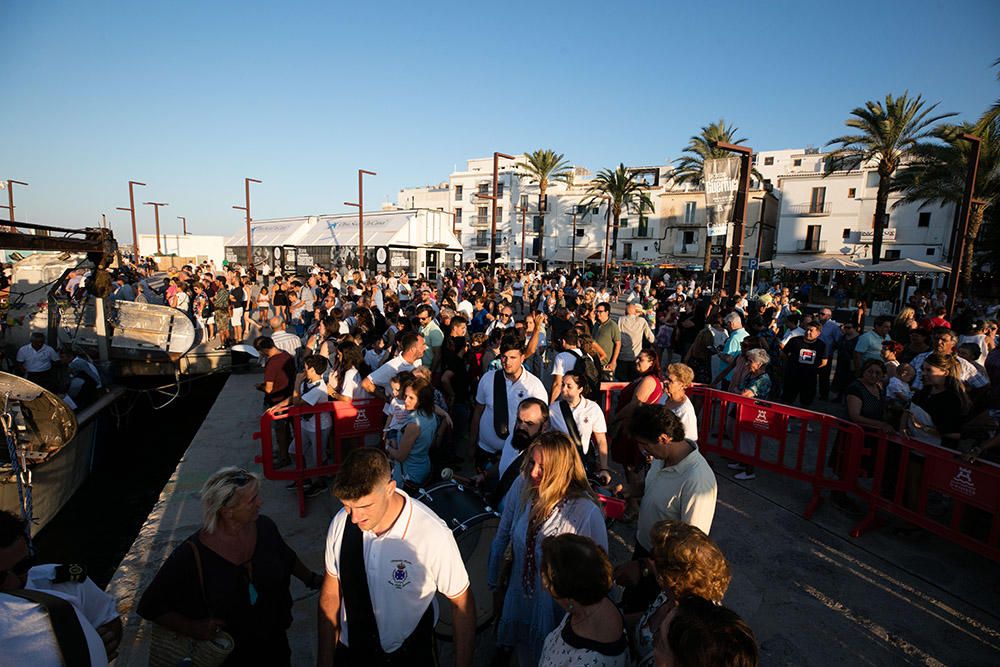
left=516, top=150, right=574, bottom=270
left=672, top=120, right=754, bottom=270
left=826, top=92, right=956, bottom=264
left=979, top=57, right=999, bottom=132
left=580, top=164, right=654, bottom=281
left=892, top=120, right=999, bottom=289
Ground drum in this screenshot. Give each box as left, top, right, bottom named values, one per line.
left=416, top=480, right=499, bottom=638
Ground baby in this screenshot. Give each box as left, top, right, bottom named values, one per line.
left=383, top=372, right=414, bottom=451
left=886, top=363, right=915, bottom=406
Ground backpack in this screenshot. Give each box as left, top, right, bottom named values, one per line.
left=569, top=350, right=601, bottom=398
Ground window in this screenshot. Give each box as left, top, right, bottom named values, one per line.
left=497, top=207, right=502, bottom=220
left=454, top=185, right=463, bottom=201
left=478, top=183, right=489, bottom=195
left=926, top=247, right=935, bottom=256
left=752, top=154, right=758, bottom=165
left=793, top=158, right=802, bottom=167
left=533, top=215, right=543, bottom=232
left=637, top=216, right=649, bottom=237
left=592, top=207, right=600, bottom=215
left=764, top=156, right=774, bottom=166
left=682, top=230, right=696, bottom=244
left=497, top=182, right=504, bottom=198
left=475, top=230, right=488, bottom=245
left=868, top=172, right=880, bottom=188
left=684, top=201, right=697, bottom=223
left=847, top=188, right=856, bottom=199
left=620, top=218, right=629, bottom=228
left=623, top=242, right=633, bottom=259
left=575, top=228, right=585, bottom=237
left=885, top=250, right=901, bottom=260
left=843, top=228, right=851, bottom=239
left=918, top=211, right=931, bottom=227
left=809, top=187, right=826, bottom=213
left=478, top=206, right=488, bottom=221
left=520, top=194, right=529, bottom=209
left=455, top=209, right=462, bottom=225
left=531, top=237, right=541, bottom=254
left=805, top=224, right=822, bottom=250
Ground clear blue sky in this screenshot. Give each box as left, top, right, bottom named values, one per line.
left=2, top=0, right=998, bottom=241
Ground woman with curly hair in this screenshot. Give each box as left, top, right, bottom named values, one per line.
left=624, top=519, right=732, bottom=667
left=487, top=432, right=608, bottom=667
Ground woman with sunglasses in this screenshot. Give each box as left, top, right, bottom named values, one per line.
left=138, top=468, right=323, bottom=666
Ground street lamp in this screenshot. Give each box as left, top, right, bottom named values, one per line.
left=712, top=141, right=753, bottom=294
left=178, top=216, right=188, bottom=235
left=0, top=179, right=28, bottom=234
left=116, top=180, right=146, bottom=256
left=474, top=151, right=515, bottom=275
left=143, top=201, right=168, bottom=254
left=233, top=177, right=262, bottom=268
left=343, top=168, right=376, bottom=270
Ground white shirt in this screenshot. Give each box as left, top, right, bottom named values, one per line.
left=69, top=357, right=102, bottom=388
left=475, top=368, right=548, bottom=453
left=456, top=299, right=474, bottom=319
left=780, top=327, right=804, bottom=348
left=336, top=367, right=373, bottom=401
left=300, top=379, right=333, bottom=431
left=548, top=398, right=607, bottom=455
left=636, top=443, right=718, bottom=550
left=16, top=343, right=60, bottom=373
left=551, top=348, right=582, bottom=378
left=366, top=355, right=421, bottom=411
left=324, top=490, right=470, bottom=653
left=272, top=330, right=303, bottom=357
left=657, top=396, right=699, bottom=443
left=911, top=351, right=988, bottom=390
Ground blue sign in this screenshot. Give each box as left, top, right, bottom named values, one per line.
left=748, top=258, right=759, bottom=271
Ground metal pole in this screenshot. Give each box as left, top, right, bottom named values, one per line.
left=602, top=198, right=611, bottom=285
left=245, top=178, right=252, bottom=267
left=117, top=180, right=145, bottom=258
left=359, top=170, right=364, bottom=269
left=520, top=204, right=527, bottom=271
left=490, top=153, right=499, bottom=275
left=144, top=202, right=168, bottom=254
left=178, top=216, right=187, bottom=235
left=571, top=210, right=577, bottom=273
left=946, top=133, right=981, bottom=319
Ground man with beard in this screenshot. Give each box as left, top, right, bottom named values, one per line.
left=482, top=398, right=549, bottom=506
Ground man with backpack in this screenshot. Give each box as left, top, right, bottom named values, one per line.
left=617, top=303, right=655, bottom=382
left=549, top=328, right=599, bottom=402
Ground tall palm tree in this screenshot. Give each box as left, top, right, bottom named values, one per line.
left=826, top=92, right=956, bottom=264
left=516, top=150, right=574, bottom=270
left=979, top=57, right=999, bottom=132
left=672, top=120, right=754, bottom=270
left=581, top=164, right=654, bottom=281
left=892, top=120, right=999, bottom=289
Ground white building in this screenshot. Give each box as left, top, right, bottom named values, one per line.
left=224, top=209, right=462, bottom=279
left=773, top=150, right=956, bottom=265
left=137, top=234, right=226, bottom=267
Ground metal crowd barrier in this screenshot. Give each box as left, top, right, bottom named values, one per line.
left=254, top=398, right=386, bottom=516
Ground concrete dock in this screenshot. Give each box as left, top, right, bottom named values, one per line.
left=109, top=371, right=1000, bottom=665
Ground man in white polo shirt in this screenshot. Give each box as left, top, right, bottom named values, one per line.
left=15, top=333, right=61, bottom=391
left=319, top=449, right=473, bottom=667
left=549, top=328, right=584, bottom=402
left=361, top=332, right=425, bottom=408
left=470, top=335, right=547, bottom=470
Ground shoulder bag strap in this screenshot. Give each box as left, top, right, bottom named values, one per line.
left=492, top=370, right=510, bottom=439
left=7, top=588, right=92, bottom=667
left=338, top=519, right=382, bottom=655
left=493, top=452, right=525, bottom=507
left=559, top=400, right=583, bottom=450
left=189, top=540, right=213, bottom=617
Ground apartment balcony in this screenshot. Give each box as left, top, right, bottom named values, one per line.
left=796, top=239, right=827, bottom=253
left=673, top=243, right=701, bottom=257
left=469, top=215, right=491, bottom=227
left=787, top=203, right=832, bottom=216
left=470, top=237, right=503, bottom=249
left=667, top=215, right=702, bottom=227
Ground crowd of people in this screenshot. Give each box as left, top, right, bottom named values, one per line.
left=4, top=254, right=999, bottom=665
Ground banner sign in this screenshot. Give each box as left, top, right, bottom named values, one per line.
left=859, top=228, right=896, bottom=243
left=703, top=157, right=741, bottom=226
left=706, top=224, right=728, bottom=237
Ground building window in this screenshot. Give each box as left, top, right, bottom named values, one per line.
left=592, top=206, right=600, bottom=215
left=793, top=158, right=802, bottom=167
left=623, top=242, right=633, bottom=259
left=478, top=206, right=488, bottom=221
left=847, top=188, right=856, bottom=199
left=497, top=182, right=504, bottom=198
left=532, top=237, right=541, bottom=254
left=682, top=230, right=696, bottom=244
left=454, top=185, right=463, bottom=201
left=455, top=209, right=462, bottom=225
left=764, top=156, right=774, bottom=166
left=637, top=216, right=649, bottom=237
left=476, top=230, right=488, bottom=245
left=926, top=247, right=935, bottom=256
left=520, top=194, right=529, bottom=209
left=619, top=218, right=628, bottom=228
left=575, top=228, right=585, bottom=237
left=843, top=228, right=851, bottom=239
left=918, top=211, right=931, bottom=227
left=497, top=207, right=502, bottom=220
left=885, top=249, right=901, bottom=260
left=809, top=187, right=826, bottom=213
left=684, top=201, right=697, bottom=223
left=751, top=154, right=758, bottom=165
left=478, top=183, right=489, bottom=195
left=533, top=215, right=543, bottom=232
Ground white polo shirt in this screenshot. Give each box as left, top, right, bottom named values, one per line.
left=16, top=343, right=60, bottom=373
left=551, top=348, right=582, bottom=378
left=656, top=395, right=699, bottom=443
left=548, top=398, right=607, bottom=455
left=365, top=354, right=422, bottom=412
left=324, top=490, right=470, bottom=653
left=636, top=443, right=717, bottom=551
left=475, top=368, right=548, bottom=454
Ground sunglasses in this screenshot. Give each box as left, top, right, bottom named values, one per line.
left=223, top=471, right=253, bottom=506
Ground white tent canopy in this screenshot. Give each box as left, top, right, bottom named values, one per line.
left=792, top=257, right=864, bottom=271
left=857, top=257, right=951, bottom=273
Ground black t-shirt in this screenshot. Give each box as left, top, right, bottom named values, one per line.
left=913, top=387, right=964, bottom=448
left=784, top=337, right=827, bottom=375
left=231, top=286, right=246, bottom=308
left=137, top=515, right=297, bottom=665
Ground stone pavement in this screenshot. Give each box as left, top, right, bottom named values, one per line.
left=109, top=370, right=1000, bottom=665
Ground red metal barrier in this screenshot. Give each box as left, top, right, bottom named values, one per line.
left=599, top=381, right=629, bottom=415
left=688, top=385, right=865, bottom=519
left=850, top=430, right=1000, bottom=562
left=254, top=398, right=385, bottom=516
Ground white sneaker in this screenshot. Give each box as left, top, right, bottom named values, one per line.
left=734, top=471, right=757, bottom=481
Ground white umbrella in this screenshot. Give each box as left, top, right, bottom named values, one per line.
left=859, top=257, right=951, bottom=273
left=793, top=256, right=864, bottom=271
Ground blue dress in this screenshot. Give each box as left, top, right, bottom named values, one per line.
left=394, top=410, right=436, bottom=486
left=487, top=476, right=609, bottom=667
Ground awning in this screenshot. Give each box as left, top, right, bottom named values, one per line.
left=857, top=257, right=951, bottom=273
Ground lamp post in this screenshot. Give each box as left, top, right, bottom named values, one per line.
left=947, top=133, right=981, bottom=319
left=178, top=216, right=188, bottom=235
left=713, top=141, right=753, bottom=294
left=0, top=179, right=28, bottom=233
left=143, top=201, right=168, bottom=254
left=473, top=152, right=515, bottom=275
left=570, top=208, right=578, bottom=273
left=343, top=168, right=376, bottom=270
left=232, top=177, right=262, bottom=268
left=602, top=197, right=612, bottom=285
left=115, top=180, right=146, bottom=257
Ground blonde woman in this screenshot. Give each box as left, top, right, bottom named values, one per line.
left=659, top=363, right=699, bottom=443
left=487, top=432, right=609, bottom=667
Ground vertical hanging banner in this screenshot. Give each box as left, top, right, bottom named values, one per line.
left=704, top=157, right=741, bottom=231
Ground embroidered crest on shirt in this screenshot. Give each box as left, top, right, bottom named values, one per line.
left=389, top=559, right=412, bottom=589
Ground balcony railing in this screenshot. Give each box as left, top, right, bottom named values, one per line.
left=673, top=244, right=701, bottom=257
left=469, top=215, right=490, bottom=227
left=788, top=203, right=832, bottom=216
left=667, top=215, right=701, bottom=226
left=796, top=239, right=827, bottom=253
left=470, top=237, right=503, bottom=249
